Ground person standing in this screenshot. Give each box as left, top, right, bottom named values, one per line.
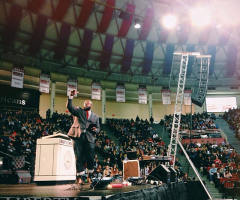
left=67, top=90, right=100, bottom=185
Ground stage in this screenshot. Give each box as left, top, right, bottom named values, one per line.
left=0, top=183, right=154, bottom=199
left=0, top=181, right=209, bottom=200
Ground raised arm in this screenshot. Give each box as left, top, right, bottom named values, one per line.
left=67, top=98, right=79, bottom=117
left=66, top=90, right=83, bottom=117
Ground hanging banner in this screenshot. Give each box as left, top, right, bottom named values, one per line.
left=67, top=79, right=78, bottom=97
left=116, top=85, right=125, bottom=102
left=91, top=82, right=101, bottom=100
left=39, top=74, right=50, bottom=93
left=162, top=89, right=171, bottom=104
left=138, top=87, right=147, bottom=104
left=184, top=90, right=192, bottom=105
left=11, top=67, right=24, bottom=89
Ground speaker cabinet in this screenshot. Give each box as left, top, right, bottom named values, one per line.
left=147, top=164, right=170, bottom=184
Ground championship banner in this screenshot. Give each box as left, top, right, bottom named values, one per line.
left=184, top=90, right=192, bottom=105
left=116, top=85, right=125, bottom=102
left=39, top=74, right=50, bottom=93
left=11, top=67, right=24, bottom=88
left=67, top=79, right=78, bottom=97
left=162, top=89, right=171, bottom=105
left=138, top=87, right=147, bottom=104
left=91, top=82, right=101, bottom=100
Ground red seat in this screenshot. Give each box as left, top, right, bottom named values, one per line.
left=224, top=181, right=234, bottom=189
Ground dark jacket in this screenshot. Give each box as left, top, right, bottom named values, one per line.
left=67, top=99, right=100, bottom=143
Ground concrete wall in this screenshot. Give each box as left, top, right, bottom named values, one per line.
left=39, top=93, right=194, bottom=121
left=39, top=92, right=240, bottom=121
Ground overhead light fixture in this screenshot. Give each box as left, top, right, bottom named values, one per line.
left=162, top=14, right=177, bottom=29
left=216, top=24, right=222, bottom=29
left=190, top=7, right=211, bottom=27
left=134, top=19, right=141, bottom=29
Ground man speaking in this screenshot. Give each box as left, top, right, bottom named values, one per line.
left=67, top=90, right=100, bottom=186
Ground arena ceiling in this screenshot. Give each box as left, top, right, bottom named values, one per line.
left=0, top=0, right=240, bottom=94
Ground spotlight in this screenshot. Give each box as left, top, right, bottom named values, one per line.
left=190, top=7, right=211, bottom=27
left=162, top=14, right=177, bottom=29
left=216, top=24, right=222, bottom=29
left=134, top=19, right=141, bottom=29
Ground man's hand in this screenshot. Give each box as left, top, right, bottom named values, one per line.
left=91, top=127, right=97, bottom=132
left=70, top=90, right=76, bottom=96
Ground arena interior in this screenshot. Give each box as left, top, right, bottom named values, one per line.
left=0, top=0, right=240, bottom=199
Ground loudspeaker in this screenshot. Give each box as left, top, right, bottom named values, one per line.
left=168, top=167, right=177, bottom=182
left=191, top=80, right=208, bottom=107
left=126, top=151, right=137, bottom=160
left=191, top=95, right=206, bottom=107
left=191, top=56, right=210, bottom=107
left=147, top=164, right=170, bottom=184
left=123, top=160, right=140, bottom=180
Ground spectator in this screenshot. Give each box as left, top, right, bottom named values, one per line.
left=103, top=165, right=111, bottom=177
left=209, top=164, right=217, bottom=183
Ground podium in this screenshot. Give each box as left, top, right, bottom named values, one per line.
left=34, top=133, right=76, bottom=182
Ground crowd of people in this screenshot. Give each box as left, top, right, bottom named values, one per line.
left=223, top=108, right=240, bottom=140
left=0, top=108, right=186, bottom=183
left=0, top=110, right=168, bottom=182
left=184, top=142, right=240, bottom=193
left=106, top=117, right=167, bottom=158
left=3, top=107, right=236, bottom=190
left=0, top=110, right=72, bottom=172
left=105, top=117, right=186, bottom=178
left=162, top=111, right=240, bottom=196
left=164, top=112, right=217, bottom=133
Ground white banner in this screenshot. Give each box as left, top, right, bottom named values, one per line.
left=11, top=67, right=24, bottom=88
left=162, top=89, right=171, bottom=105
left=184, top=90, right=192, bottom=105
left=39, top=74, right=50, bottom=93
left=91, top=82, right=101, bottom=100
left=138, top=88, right=147, bottom=104
left=67, top=79, right=78, bottom=97
left=116, top=85, right=125, bottom=102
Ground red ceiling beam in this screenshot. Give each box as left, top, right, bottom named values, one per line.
left=139, top=7, right=154, bottom=40
left=118, top=3, right=135, bottom=37
left=97, top=0, right=115, bottom=33
left=27, top=0, right=45, bottom=13
left=75, top=0, right=95, bottom=28
left=52, top=0, right=72, bottom=21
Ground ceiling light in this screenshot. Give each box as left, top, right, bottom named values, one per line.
left=162, top=15, right=177, bottom=29
left=134, top=19, right=141, bottom=29
left=216, top=24, right=222, bottom=29
left=190, top=7, right=211, bottom=27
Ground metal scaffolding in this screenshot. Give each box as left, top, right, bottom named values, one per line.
left=167, top=52, right=212, bottom=200
left=167, top=52, right=200, bottom=167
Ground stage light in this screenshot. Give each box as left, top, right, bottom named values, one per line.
left=216, top=24, right=222, bottom=29
left=134, top=19, right=141, bottom=29
left=190, top=7, right=211, bottom=27
left=162, top=14, right=177, bottom=29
